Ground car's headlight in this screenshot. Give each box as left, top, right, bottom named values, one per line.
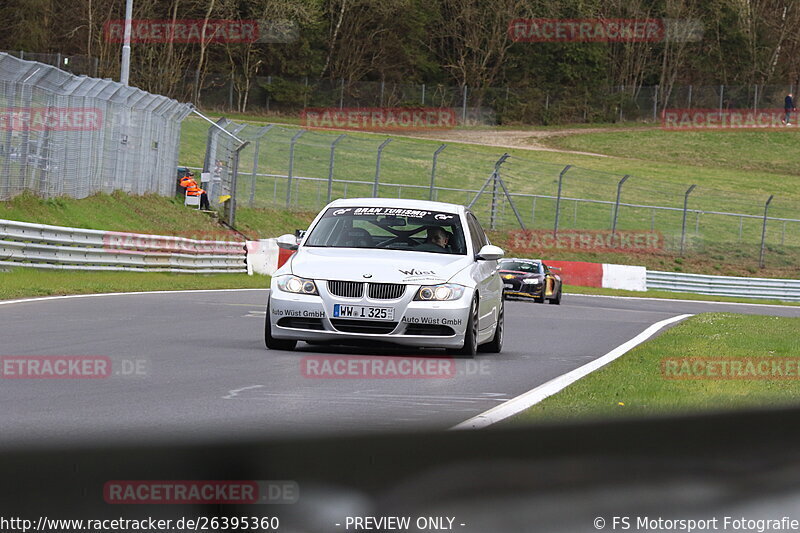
left=277, top=275, right=319, bottom=295
left=414, top=284, right=465, bottom=301
left=522, top=278, right=541, bottom=285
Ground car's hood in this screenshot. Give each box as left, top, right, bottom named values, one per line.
left=499, top=269, right=542, bottom=279
left=290, top=247, right=472, bottom=284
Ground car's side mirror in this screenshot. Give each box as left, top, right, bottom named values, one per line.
left=276, top=233, right=299, bottom=251
left=476, top=244, right=504, bottom=261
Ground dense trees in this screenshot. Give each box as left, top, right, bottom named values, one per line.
left=2, top=0, right=799, bottom=111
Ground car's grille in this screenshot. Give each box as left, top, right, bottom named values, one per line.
left=327, top=280, right=364, bottom=298
left=277, top=317, right=324, bottom=330
left=367, top=283, right=405, bottom=300
left=330, top=319, right=398, bottom=334
left=405, top=324, right=455, bottom=336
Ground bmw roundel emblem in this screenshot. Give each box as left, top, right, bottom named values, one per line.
left=363, top=273, right=373, bottom=278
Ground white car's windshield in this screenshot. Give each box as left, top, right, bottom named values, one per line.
left=305, top=206, right=467, bottom=254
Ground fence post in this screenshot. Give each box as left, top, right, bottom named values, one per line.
left=421, top=83, right=425, bottom=106
left=490, top=166, right=499, bottom=230
left=759, top=195, right=774, bottom=268
left=680, top=184, right=697, bottom=256
left=611, top=174, right=630, bottom=239
left=428, top=144, right=447, bottom=200
left=339, top=78, right=344, bottom=109
left=487, top=154, right=511, bottom=230
left=688, top=85, right=692, bottom=108
left=719, top=84, right=724, bottom=112
left=249, top=125, right=273, bottom=207
left=380, top=80, right=385, bottom=107
left=327, top=134, right=346, bottom=203
left=553, top=165, right=571, bottom=238
left=228, top=141, right=250, bottom=227
left=286, top=130, right=305, bottom=208
left=372, top=138, right=392, bottom=197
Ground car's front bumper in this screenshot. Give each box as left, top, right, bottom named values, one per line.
left=502, top=281, right=543, bottom=299
left=268, top=282, right=472, bottom=348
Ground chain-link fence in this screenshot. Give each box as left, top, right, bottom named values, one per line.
left=196, top=74, right=800, bottom=126
left=197, top=121, right=800, bottom=270
left=0, top=52, right=192, bottom=200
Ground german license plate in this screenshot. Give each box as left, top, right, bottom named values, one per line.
left=333, top=304, right=394, bottom=321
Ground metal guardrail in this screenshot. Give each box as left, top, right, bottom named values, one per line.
left=0, top=219, right=247, bottom=273
left=647, top=270, right=800, bottom=302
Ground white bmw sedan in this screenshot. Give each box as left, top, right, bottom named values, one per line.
left=265, top=198, right=505, bottom=356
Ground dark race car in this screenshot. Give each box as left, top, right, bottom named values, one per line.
left=498, top=258, right=563, bottom=304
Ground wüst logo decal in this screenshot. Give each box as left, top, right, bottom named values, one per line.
left=399, top=269, right=436, bottom=276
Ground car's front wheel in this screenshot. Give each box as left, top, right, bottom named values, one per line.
left=548, top=286, right=562, bottom=305
left=447, top=295, right=478, bottom=357
left=264, top=300, right=297, bottom=351
left=478, top=300, right=503, bottom=354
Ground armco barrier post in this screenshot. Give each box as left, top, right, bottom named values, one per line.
left=759, top=195, right=774, bottom=268
left=611, top=175, right=630, bottom=238
left=372, top=138, right=392, bottom=197
left=553, top=165, right=571, bottom=238
left=286, top=130, right=305, bottom=208
left=680, top=184, right=697, bottom=256
left=327, top=134, right=346, bottom=203
left=428, top=144, right=447, bottom=201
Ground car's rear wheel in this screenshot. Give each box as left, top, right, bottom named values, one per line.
left=447, top=295, right=478, bottom=357
left=478, top=300, right=503, bottom=354
left=264, top=300, right=297, bottom=351
left=549, top=285, right=562, bottom=305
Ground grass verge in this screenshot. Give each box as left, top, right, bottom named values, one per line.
left=0, top=269, right=268, bottom=301
left=513, top=313, right=800, bottom=423
left=563, top=284, right=800, bottom=307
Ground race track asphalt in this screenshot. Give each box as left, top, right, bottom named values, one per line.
left=1, top=289, right=797, bottom=448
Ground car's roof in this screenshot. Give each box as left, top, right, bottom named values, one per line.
left=325, top=197, right=466, bottom=214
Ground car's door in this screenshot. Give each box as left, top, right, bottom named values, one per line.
left=466, top=212, right=501, bottom=335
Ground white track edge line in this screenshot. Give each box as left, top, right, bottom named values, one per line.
left=451, top=313, right=694, bottom=430
left=566, top=292, right=799, bottom=309
left=0, top=288, right=269, bottom=306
